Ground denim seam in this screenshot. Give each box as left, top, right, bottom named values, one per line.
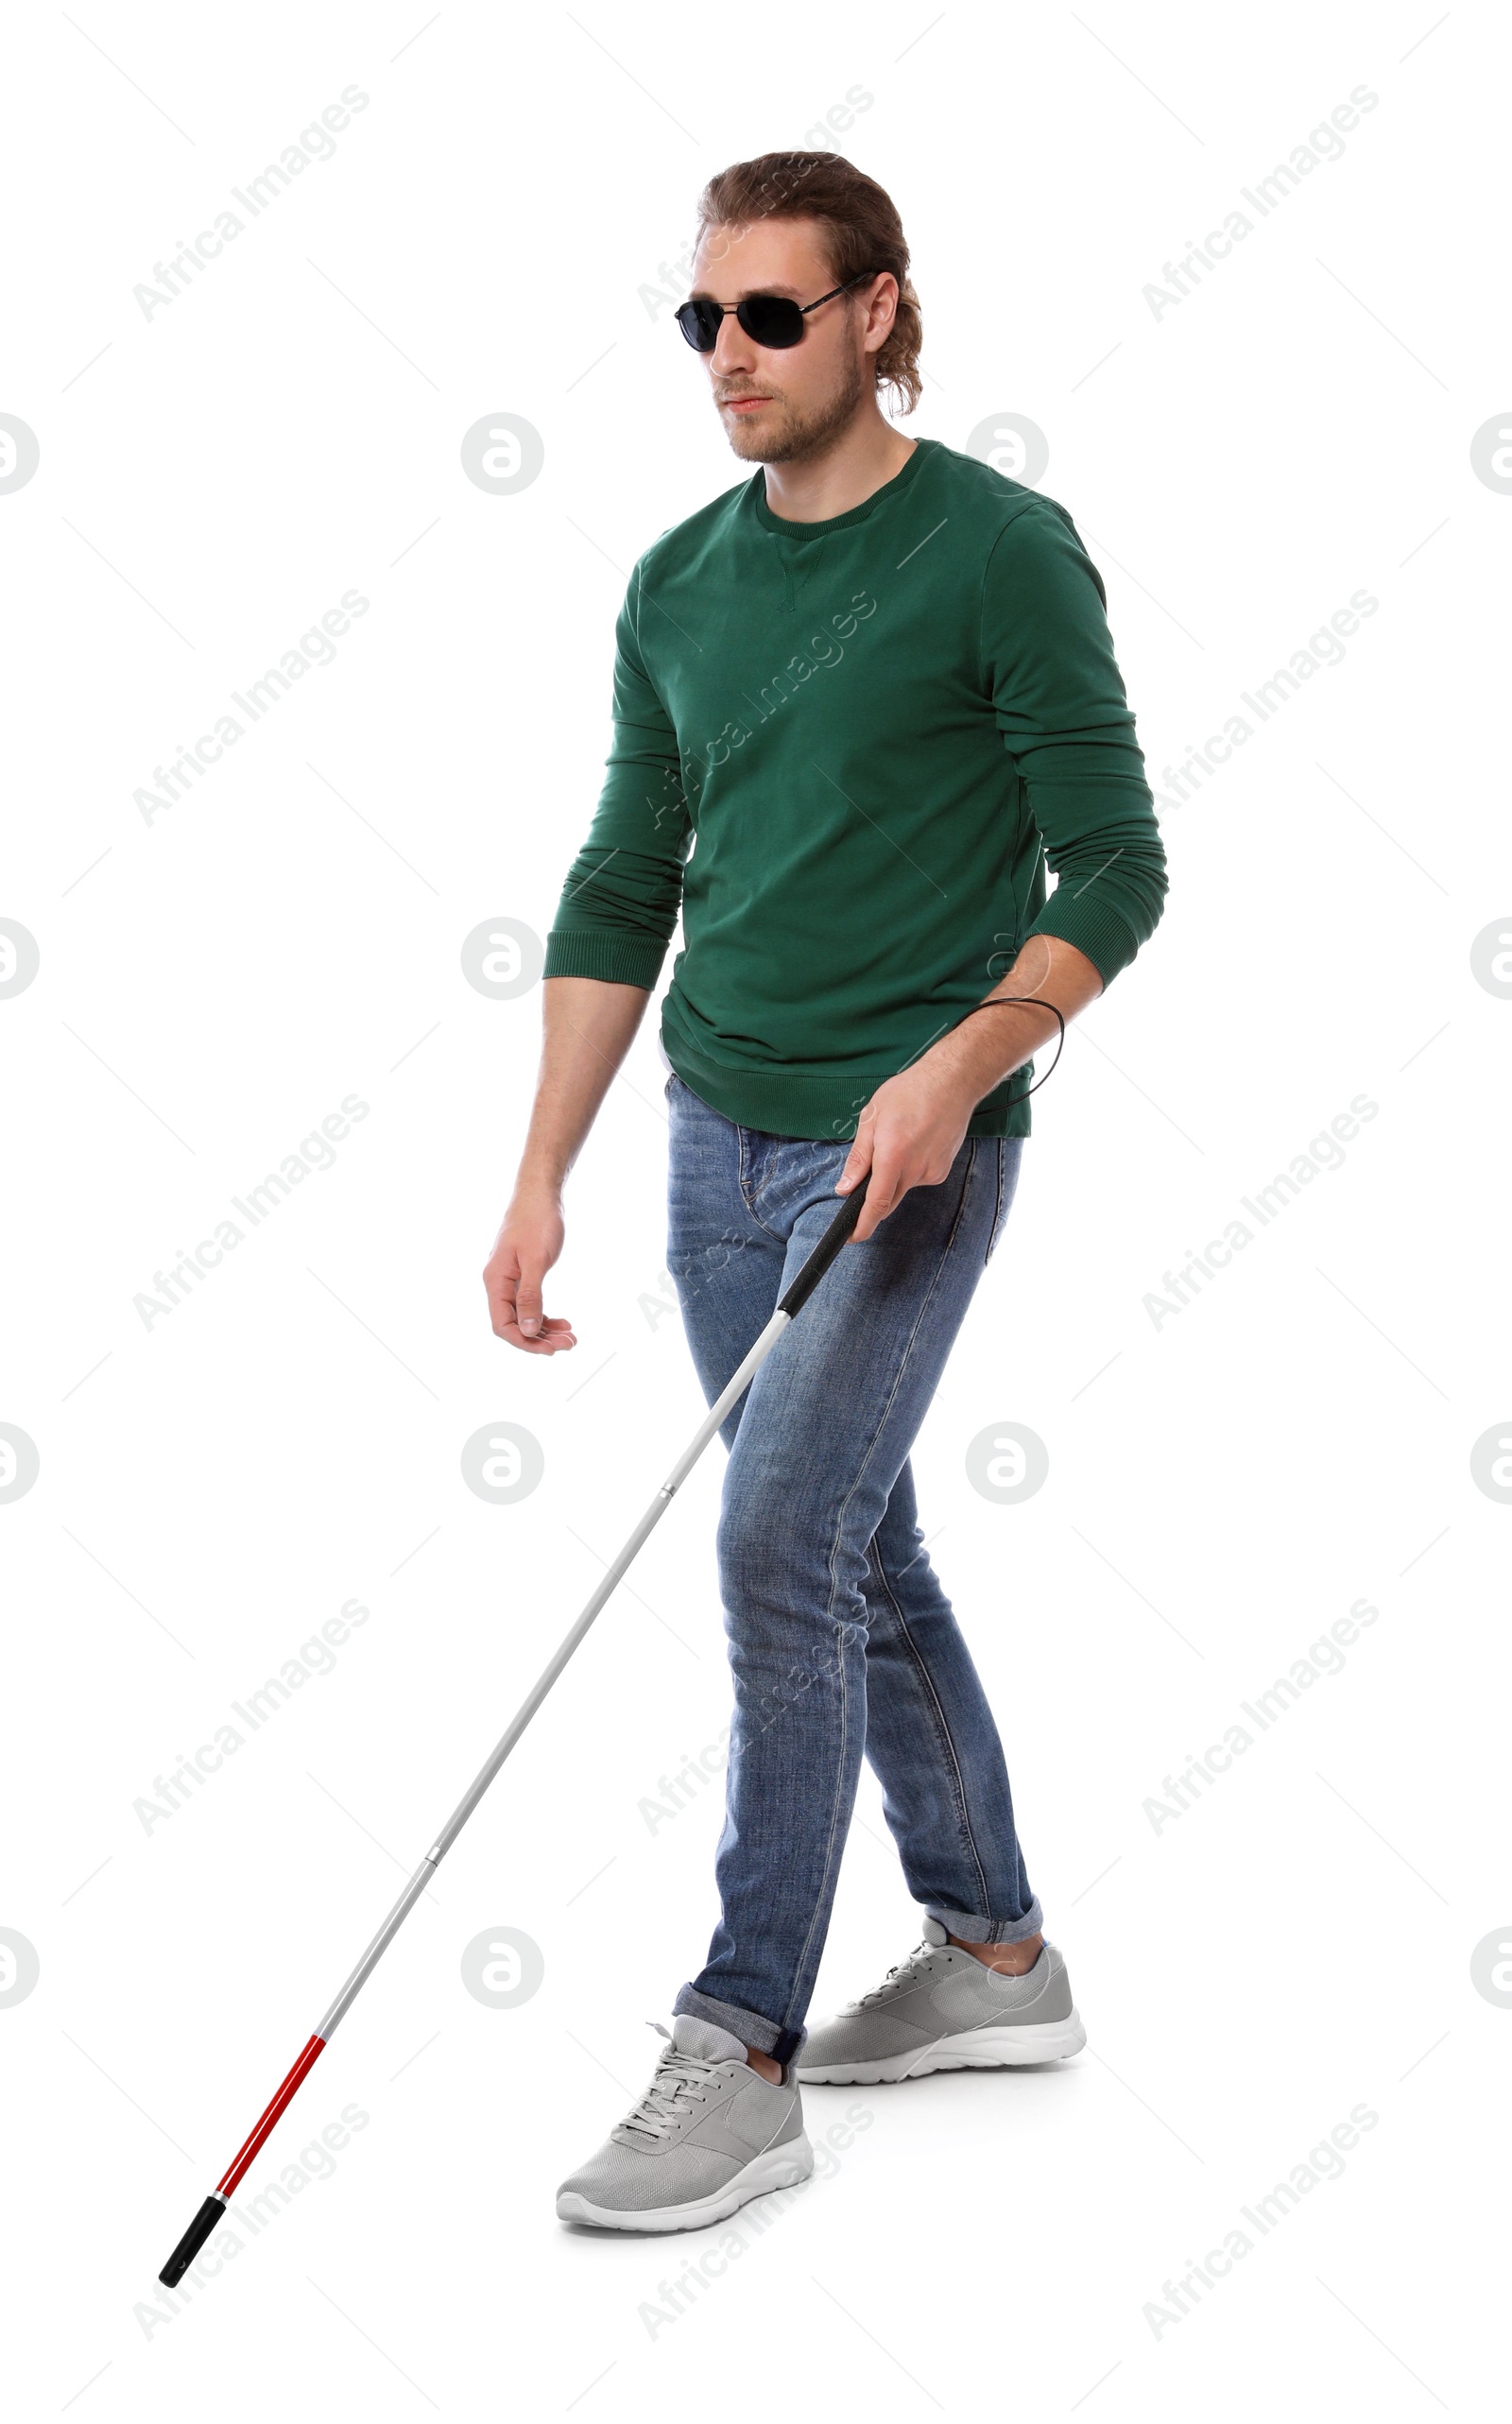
left=782, top=1143, right=985, bottom=2027
left=779, top=1613, right=861, bottom=2036
left=986, top=1139, right=1005, bottom=1266
left=735, top=1126, right=789, bottom=1240
left=868, top=1535, right=994, bottom=1918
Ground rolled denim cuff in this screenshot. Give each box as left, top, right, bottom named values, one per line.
left=924, top=1893, right=1044, bottom=1947
left=672, top=1981, right=806, bottom=2067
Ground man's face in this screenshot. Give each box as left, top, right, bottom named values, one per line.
left=688, top=216, right=887, bottom=465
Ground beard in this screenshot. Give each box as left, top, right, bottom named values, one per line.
left=720, top=348, right=870, bottom=466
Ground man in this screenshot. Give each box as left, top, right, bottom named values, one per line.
left=485, top=150, right=1168, bottom=2233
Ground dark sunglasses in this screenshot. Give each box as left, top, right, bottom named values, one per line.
left=675, top=269, right=883, bottom=353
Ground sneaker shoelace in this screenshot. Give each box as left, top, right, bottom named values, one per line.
left=619, top=2029, right=728, bottom=2144
left=854, top=1939, right=944, bottom=2008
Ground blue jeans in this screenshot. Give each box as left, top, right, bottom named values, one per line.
left=664, top=1073, right=1043, bottom=2065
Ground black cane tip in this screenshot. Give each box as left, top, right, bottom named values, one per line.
left=159, top=2193, right=227, bottom=2288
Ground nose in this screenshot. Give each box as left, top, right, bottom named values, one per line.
left=709, top=308, right=760, bottom=381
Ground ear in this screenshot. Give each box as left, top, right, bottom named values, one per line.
left=863, top=273, right=898, bottom=358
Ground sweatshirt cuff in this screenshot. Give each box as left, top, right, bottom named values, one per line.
left=1026, top=891, right=1142, bottom=989
left=542, top=927, right=667, bottom=989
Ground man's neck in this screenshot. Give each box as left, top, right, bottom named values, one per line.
left=760, top=414, right=917, bottom=525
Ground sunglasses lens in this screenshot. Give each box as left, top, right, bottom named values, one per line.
left=675, top=301, right=721, bottom=352
left=739, top=295, right=805, bottom=349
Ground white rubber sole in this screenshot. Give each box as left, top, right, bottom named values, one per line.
left=797, top=2010, right=1088, bottom=2085
left=556, top=2133, right=816, bottom=2233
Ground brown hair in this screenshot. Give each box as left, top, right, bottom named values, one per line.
left=692, top=151, right=922, bottom=417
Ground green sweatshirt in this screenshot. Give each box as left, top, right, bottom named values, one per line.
left=543, top=435, right=1167, bottom=1140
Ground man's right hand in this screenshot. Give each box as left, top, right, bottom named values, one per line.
left=482, top=974, right=652, bottom=1354
left=484, top=1187, right=577, bottom=1354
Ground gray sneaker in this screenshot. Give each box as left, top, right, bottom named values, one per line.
left=556, top=2015, right=814, bottom=2232
left=797, top=1920, right=1086, bottom=2084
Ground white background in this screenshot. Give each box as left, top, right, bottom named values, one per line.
left=2, top=2, right=1506, bottom=2415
